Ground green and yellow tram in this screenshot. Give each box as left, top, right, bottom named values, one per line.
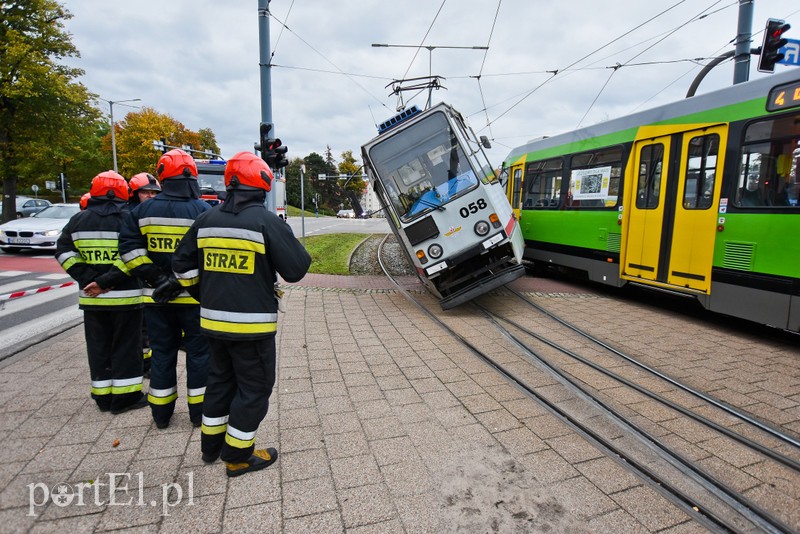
left=503, top=68, right=800, bottom=331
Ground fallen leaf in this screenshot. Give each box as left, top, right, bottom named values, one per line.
left=112, top=439, right=120, bottom=448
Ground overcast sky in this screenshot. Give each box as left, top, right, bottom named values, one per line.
left=59, top=0, right=799, bottom=168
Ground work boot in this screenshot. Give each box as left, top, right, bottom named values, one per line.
left=225, top=448, right=278, bottom=478
left=110, top=395, right=148, bottom=415
left=202, top=450, right=220, bottom=464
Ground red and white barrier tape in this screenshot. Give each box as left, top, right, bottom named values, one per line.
left=0, top=281, right=76, bottom=301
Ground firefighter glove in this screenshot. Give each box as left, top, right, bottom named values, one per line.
left=152, top=276, right=183, bottom=304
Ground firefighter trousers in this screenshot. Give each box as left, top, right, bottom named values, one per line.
left=145, top=305, right=209, bottom=425
left=84, top=308, right=144, bottom=412
left=201, top=336, right=277, bottom=463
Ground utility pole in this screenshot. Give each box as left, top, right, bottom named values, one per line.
left=733, top=0, right=754, bottom=84
left=258, top=0, right=276, bottom=214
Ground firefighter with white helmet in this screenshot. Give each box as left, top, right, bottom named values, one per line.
left=169, top=151, right=310, bottom=476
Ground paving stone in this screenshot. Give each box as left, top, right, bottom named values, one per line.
left=223, top=501, right=283, bottom=533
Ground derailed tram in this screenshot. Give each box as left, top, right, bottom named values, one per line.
left=361, top=103, right=525, bottom=309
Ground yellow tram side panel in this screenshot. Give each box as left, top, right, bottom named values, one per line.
left=619, top=123, right=728, bottom=295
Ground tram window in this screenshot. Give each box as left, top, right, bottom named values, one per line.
left=635, top=144, right=664, bottom=209
left=682, top=134, right=719, bottom=210
left=736, top=113, right=800, bottom=208
left=522, top=158, right=562, bottom=208
left=566, top=147, right=623, bottom=208
left=512, top=168, right=522, bottom=209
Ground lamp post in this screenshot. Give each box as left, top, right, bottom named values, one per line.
left=99, top=97, right=141, bottom=172
left=371, top=43, right=488, bottom=108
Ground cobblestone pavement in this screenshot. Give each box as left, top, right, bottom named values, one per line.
left=0, top=273, right=797, bottom=532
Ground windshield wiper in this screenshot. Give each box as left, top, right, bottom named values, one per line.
left=415, top=197, right=445, bottom=211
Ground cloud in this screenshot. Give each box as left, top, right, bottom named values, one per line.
left=61, top=0, right=799, bottom=167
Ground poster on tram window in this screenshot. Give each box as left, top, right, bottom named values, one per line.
left=571, top=166, right=611, bottom=200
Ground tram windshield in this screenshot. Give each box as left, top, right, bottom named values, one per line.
left=368, top=111, right=478, bottom=222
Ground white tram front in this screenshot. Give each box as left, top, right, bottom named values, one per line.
left=361, top=103, right=525, bottom=309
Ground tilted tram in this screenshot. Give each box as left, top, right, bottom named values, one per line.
left=503, top=69, right=800, bottom=331
left=362, top=103, right=525, bottom=309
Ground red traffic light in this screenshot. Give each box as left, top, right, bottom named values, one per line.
left=758, top=18, right=791, bottom=73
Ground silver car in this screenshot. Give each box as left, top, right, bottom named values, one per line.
left=4, top=197, right=52, bottom=218
left=0, top=203, right=80, bottom=252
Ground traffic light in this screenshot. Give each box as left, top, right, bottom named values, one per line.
left=272, top=140, right=288, bottom=170
left=254, top=122, right=288, bottom=170
left=758, top=18, right=791, bottom=73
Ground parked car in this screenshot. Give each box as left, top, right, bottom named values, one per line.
left=0, top=197, right=52, bottom=218
left=337, top=209, right=355, bottom=218
left=0, top=203, right=79, bottom=252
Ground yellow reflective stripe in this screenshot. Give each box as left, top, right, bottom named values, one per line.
left=202, top=423, right=227, bottom=435
left=177, top=277, right=199, bottom=288
left=112, top=257, right=132, bottom=275
left=140, top=295, right=199, bottom=305
left=91, top=380, right=112, bottom=396
left=79, top=296, right=142, bottom=306
left=198, top=236, right=265, bottom=254
left=124, top=254, right=153, bottom=271
left=74, top=238, right=117, bottom=248
left=201, top=414, right=228, bottom=436
left=148, top=386, right=178, bottom=405
left=187, top=386, right=205, bottom=405
left=111, top=383, right=143, bottom=394
left=143, top=349, right=152, bottom=360
left=225, top=425, right=256, bottom=449
left=201, top=317, right=277, bottom=335
left=140, top=225, right=190, bottom=235
left=61, top=256, right=84, bottom=271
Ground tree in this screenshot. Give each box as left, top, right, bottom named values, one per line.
left=0, top=1, right=100, bottom=220
left=108, top=107, right=215, bottom=178
left=197, top=128, right=221, bottom=158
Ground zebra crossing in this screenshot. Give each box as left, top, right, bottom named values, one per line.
left=0, top=268, right=82, bottom=360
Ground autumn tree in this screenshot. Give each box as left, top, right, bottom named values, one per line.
left=0, top=0, right=100, bottom=220
left=108, top=107, right=220, bottom=178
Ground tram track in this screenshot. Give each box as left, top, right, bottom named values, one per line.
left=376, top=234, right=799, bottom=533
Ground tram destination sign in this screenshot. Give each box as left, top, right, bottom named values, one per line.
left=766, top=80, right=800, bottom=112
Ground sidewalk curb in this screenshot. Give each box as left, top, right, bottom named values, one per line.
left=0, top=317, right=84, bottom=364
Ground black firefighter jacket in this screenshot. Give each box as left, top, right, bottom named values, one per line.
left=55, top=199, right=142, bottom=310
left=171, top=191, right=311, bottom=340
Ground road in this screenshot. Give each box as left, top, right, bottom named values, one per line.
left=0, top=250, right=80, bottom=359
left=0, top=216, right=387, bottom=359
left=286, top=213, right=389, bottom=238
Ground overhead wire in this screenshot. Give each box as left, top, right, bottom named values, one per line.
left=267, top=11, right=388, bottom=110
left=473, top=0, right=503, bottom=142
left=576, top=0, right=725, bottom=128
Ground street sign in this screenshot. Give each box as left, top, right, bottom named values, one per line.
left=779, top=39, right=800, bottom=66
left=45, top=181, right=56, bottom=191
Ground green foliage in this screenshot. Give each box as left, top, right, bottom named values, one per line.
left=0, top=0, right=101, bottom=219
left=303, top=233, right=369, bottom=275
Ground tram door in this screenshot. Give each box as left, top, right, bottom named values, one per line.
left=621, top=136, right=670, bottom=282
left=507, top=164, right=524, bottom=218
left=665, top=127, right=726, bottom=293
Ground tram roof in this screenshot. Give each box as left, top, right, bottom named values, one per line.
left=504, top=68, right=800, bottom=163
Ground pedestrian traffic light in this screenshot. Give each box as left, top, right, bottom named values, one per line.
left=758, top=18, right=791, bottom=73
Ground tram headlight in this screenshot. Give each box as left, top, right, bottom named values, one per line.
left=474, top=220, right=490, bottom=236
left=428, top=243, right=443, bottom=259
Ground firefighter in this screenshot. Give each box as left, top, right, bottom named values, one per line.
left=127, top=172, right=162, bottom=378
left=119, top=149, right=211, bottom=429
left=56, top=171, right=147, bottom=414
left=166, top=151, right=310, bottom=477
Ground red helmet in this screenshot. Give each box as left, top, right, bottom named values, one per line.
left=90, top=170, right=129, bottom=200
left=157, top=149, right=197, bottom=180
left=224, top=151, right=273, bottom=192
left=129, top=172, right=162, bottom=193
left=79, top=192, right=90, bottom=210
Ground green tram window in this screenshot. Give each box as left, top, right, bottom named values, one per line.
left=566, top=147, right=623, bottom=208
left=636, top=144, right=664, bottom=209
left=522, top=158, right=562, bottom=208
left=512, top=168, right=522, bottom=209
left=736, top=113, right=800, bottom=208
left=683, top=134, right=719, bottom=210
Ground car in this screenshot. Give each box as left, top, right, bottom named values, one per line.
left=0, top=197, right=52, bottom=218
left=0, top=203, right=80, bottom=252
left=337, top=209, right=355, bottom=218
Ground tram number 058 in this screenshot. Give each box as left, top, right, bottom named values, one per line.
left=460, top=199, right=487, bottom=218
